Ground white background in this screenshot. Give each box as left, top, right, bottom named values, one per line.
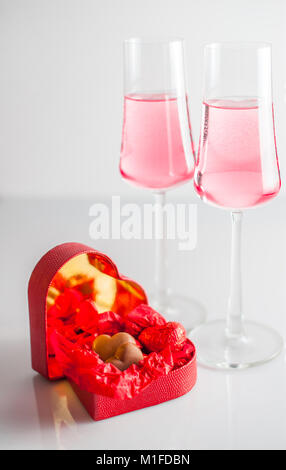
left=1, top=0, right=286, bottom=450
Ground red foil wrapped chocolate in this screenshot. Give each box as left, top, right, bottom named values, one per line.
left=28, top=243, right=197, bottom=421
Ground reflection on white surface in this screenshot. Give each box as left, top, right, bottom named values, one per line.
left=33, top=377, right=89, bottom=450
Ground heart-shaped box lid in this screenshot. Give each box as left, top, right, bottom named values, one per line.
left=28, top=242, right=147, bottom=380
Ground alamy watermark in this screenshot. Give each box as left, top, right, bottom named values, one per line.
left=89, top=196, right=197, bottom=251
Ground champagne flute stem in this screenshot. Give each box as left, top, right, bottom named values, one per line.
left=154, top=191, right=167, bottom=308
left=226, top=210, right=244, bottom=338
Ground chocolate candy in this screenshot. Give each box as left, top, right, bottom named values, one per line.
left=92, top=332, right=142, bottom=370
left=139, top=321, right=186, bottom=352
left=106, top=343, right=143, bottom=371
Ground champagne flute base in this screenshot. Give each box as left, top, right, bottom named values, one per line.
left=149, top=292, right=206, bottom=332
left=189, top=319, right=284, bottom=369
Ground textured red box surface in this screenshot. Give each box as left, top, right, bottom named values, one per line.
left=28, top=242, right=197, bottom=421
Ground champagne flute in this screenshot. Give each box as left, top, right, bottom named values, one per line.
left=120, top=37, right=206, bottom=329
left=190, top=42, right=283, bottom=368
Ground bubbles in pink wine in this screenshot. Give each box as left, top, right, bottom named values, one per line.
left=120, top=94, right=195, bottom=190
left=195, top=99, right=281, bottom=209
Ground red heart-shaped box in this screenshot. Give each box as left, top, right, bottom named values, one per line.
left=28, top=243, right=197, bottom=421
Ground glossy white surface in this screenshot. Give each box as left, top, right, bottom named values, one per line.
left=1, top=197, right=286, bottom=450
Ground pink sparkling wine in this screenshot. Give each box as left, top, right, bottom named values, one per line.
left=120, top=94, right=195, bottom=190
left=195, top=99, right=281, bottom=209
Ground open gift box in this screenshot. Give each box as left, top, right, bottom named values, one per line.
left=28, top=243, right=197, bottom=421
